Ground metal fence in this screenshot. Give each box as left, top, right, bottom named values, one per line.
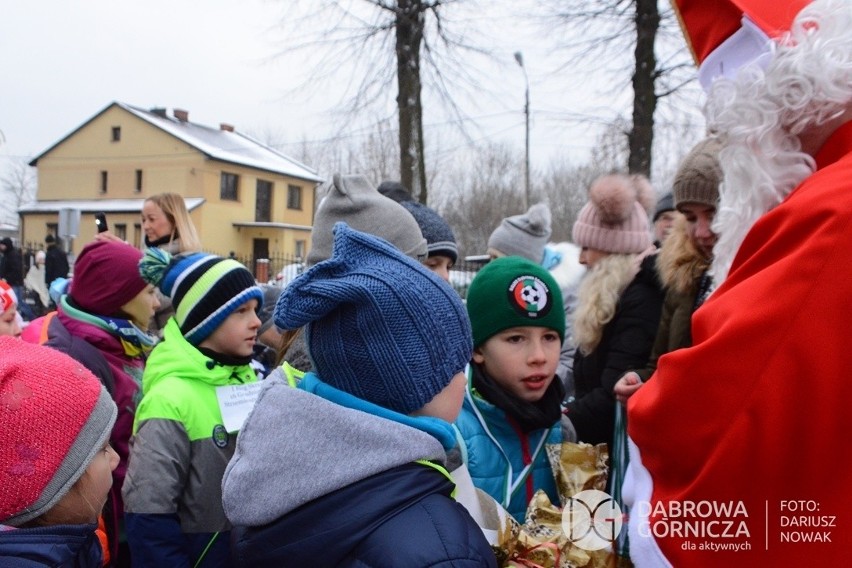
left=225, top=250, right=487, bottom=299
left=16, top=242, right=486, bottom=300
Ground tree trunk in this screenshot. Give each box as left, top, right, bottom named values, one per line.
left=628, top=0, right=659, bottom=177
left=395, top=0, right=428, bottom=203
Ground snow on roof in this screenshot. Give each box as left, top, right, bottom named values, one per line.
left=120, top=103, right=324, bottom=183
left=18, top=197, right=205, bottom=213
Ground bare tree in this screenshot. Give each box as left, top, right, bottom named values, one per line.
left=267, top=0, right=492, bottom=205
left=434, top=137, right=616, bottom=254
left=538, top=0, right=699, bottom=178
left=0, top=158, right=36, bottom=226
left=434, top=141, right=524, bottom=256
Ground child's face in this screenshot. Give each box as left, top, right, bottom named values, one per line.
left=1, top=305, right=21, bottom=337
left=410, top=371, right=466, bottom=422
left=120, top=284, right=161, bottom=328
left=423, top=255, right=453, bottom=283
left=46, top=442, right=118, bottom=525
left=198, top=299, right=261, bottom=358
left=473, top=326, right=561, bottom=402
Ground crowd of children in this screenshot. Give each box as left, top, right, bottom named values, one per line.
left=0, top=165, right=707, bottom=566
left=5, top=3, right=852, bottom=559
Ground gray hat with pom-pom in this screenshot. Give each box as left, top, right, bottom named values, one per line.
left=487, top=202, right=552, bottom=264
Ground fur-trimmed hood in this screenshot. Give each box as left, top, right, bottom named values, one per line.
left=655, top=216, right=709, bottom=295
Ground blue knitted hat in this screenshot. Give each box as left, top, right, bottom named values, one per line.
left=139, top=249, right=263, bottom=346
left=400, top=201, right=458, bottom=264
left=274, top=222, right=472, bottom=414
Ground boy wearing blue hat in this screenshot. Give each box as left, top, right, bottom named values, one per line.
left=122, top=250, right=263, bottom=568
left=221, top=223, right=496, bottom=567
left=456, top=256, right=575, bottom=522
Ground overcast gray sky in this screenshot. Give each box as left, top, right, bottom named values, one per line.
left=1, top=0, right=704, bottom=200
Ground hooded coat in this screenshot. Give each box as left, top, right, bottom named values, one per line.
left=634, top=217, right=709, bottom=381
left=222, top=373, right=497, bottom=567
left=122, top=319, right=257, bottom=568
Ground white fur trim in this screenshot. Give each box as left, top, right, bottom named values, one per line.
left=625, top=438, right=673, bottom=568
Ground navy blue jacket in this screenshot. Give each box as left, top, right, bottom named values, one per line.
left=0, top=523, right=103, bottom=567
left=231, top=463, right=497, bottom=567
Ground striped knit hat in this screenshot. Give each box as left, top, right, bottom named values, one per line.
left=139, top=249, right=263, bottom=345
left=1, top=337, right=117, bottom=526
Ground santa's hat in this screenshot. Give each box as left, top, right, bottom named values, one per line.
left=672, top=0, right=810, bottom=90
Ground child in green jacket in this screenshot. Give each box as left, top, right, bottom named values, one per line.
left=123, top=250, right=263, bottom=568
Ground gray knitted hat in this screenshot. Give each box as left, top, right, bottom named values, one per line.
left=653, top=193, right=675, bottom=221
left=275, top=223, right=472, bottom=414
left=673, top=137, right=722, bottom=211
left=308, top=174, right=427, bottom=266
left=487, top=202, right=552, bottom=264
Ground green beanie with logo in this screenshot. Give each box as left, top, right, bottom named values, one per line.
left=466, top=256, right=565, bottom=348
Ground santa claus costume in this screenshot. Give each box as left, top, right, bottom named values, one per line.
left=625, top=0, right=852, bottom=565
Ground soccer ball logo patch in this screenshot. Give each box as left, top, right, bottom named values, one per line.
left=507, top=275, right=552, bottom=318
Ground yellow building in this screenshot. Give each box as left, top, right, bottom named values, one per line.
left=20, top=101, right=323, bottom=278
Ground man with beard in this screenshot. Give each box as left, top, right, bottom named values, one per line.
left=624, top=0, right=852, bottom=565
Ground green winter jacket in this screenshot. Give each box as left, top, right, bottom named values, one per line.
left=122, top=318, right=257, bottom=535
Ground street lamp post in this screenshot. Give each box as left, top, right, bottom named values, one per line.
left=514, top=51, right=531, bottom=209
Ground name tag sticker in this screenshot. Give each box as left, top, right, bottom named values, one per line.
left=216, top=383, right=263, bottom=433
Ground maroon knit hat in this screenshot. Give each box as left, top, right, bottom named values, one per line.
left=0, top=337, right=116, bottom=526
left=69, top=240, right=146, bottom=316
left=572, top=174, right=655, bottom=254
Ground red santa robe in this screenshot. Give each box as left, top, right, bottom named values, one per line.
left=625, top=121, right=852, bottom=566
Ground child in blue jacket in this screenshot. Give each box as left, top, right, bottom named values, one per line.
left=456, top=256, right=575, bottom=522
left=222, top=223, right=496, bottom=567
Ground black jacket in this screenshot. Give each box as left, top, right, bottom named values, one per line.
left=45, top=243, right=70, bottom=287
left=567, top=255, right=664, bottom=446
left=0, top=238, right=24, bottom=286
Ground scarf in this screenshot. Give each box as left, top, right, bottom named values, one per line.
left=60, top=296, right=157, bottom=357
left=470, top=363, right=565, bottom=433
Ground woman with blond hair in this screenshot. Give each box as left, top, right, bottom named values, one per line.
left=139, top=193, right=202, bottom=253
left=565, top=173, right=664, bottom=448
left=98, top=193, right=202, bottom=332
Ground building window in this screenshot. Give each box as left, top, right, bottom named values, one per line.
left=287, top=184, right=302, bottom=210
left=135, top=170, right=143, bottom=193
left=111, top=126, right=121, bottom=142
left=220, top=172, right=239, bottom=201
left=295, top=239, right=306, bottom=260
left=255, top=179, right=273, bottom=222
left=47, top=223, right=58, bottom=239
left=100, top=171, right=108, bottom=194
left=133, top=223, right=142, bottom=248
left=114, top=223, right=127, bottom=241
